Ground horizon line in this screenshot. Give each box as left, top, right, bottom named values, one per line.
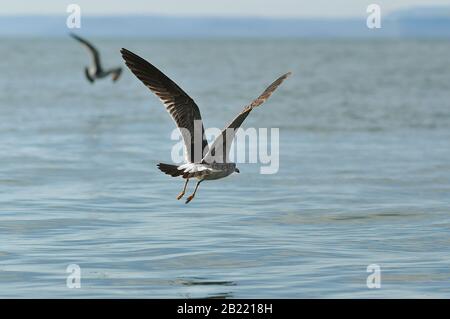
left=0, top=4, right=449, bottom=20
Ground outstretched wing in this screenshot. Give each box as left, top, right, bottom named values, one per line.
left=202, top=72, right=291, bottom=164
left=70, top=33, right=102, bottom=72
left=121, top=48, right=209, bottom=163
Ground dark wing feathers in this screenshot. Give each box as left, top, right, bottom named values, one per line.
left=70, top=33, right=102, bottom=71
left=121, top=48, right=209, bottom=163
left=249, top=72, right=292, bottom=108
left=224, top=72, right=292, bottom=131
left=202, top=72, right=291, bottom=164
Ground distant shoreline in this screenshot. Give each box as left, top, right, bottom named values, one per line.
left=0, top=13, right=449, bottom=38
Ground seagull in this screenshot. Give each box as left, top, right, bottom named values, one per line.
left=70, top=33, right=122, bottom=83
left=121, top=48, right=291, bottom=204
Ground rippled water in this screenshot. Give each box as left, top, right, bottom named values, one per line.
left=0, top=38, right=449, bottom=298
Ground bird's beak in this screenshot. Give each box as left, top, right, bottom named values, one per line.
left=235, top=168, right=240, bottom=173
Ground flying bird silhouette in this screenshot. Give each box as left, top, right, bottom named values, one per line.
left=121, top=48, right=291, bottom=204
left=70, top=33, right=122, bottom=83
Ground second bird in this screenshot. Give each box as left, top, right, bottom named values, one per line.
left=70, top=33, right=122, bottom=83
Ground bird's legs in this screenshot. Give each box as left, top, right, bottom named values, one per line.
left=185, top=180, right=203, bottom=204
left=177, top=178, right=189, bottom=200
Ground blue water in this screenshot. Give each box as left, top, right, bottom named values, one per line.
left=0, top=38, right=449, bottom=298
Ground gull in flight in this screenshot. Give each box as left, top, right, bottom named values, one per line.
left=121, top=48, right=291, bottom=204
left=70, top=33, right=122, bottom=83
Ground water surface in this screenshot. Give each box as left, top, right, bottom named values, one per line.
left=0, top=38, right=449, bottom=298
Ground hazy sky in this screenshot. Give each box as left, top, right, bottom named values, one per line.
left=0, top=0, right=448, bottom=17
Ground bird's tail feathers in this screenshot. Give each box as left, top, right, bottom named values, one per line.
left=157, top=163, right=183, bottom=177
left=111, top=68, right=122, bottom=82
